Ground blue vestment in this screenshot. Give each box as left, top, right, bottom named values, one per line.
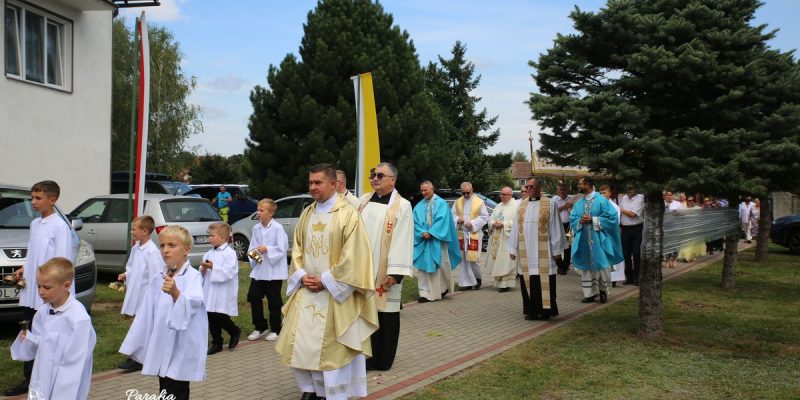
left=413, top=195, right=462, bottom=273
left=570, top=192, right=623, bottom=271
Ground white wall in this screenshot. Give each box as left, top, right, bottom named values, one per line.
left=0, top=1, right=113, bottom=211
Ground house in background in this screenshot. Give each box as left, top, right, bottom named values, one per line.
left=1, top=0, right=156, bottom=210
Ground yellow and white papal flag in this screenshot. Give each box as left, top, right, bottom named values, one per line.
left=351, top=72, right=380, bottom=196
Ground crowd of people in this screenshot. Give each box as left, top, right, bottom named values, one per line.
left=5, top=170, right=755, bottom=400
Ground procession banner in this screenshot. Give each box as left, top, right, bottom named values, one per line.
left=133, top=11, right=150, bottom=218
left=351, top=72, right=380, bottom=196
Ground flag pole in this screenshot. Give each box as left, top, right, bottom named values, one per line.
left=125, top=16, right=141, bottom=255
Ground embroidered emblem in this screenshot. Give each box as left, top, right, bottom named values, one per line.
left=312, top=222, right=326, bottom=232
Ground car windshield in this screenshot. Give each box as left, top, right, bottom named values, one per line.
left=160, top=182, right=191, bottom=195
left=474, top=193, right=498, bottom=208
left=0, top=188, right=37, bottom=228
left=160, top=200, right=221, bottom=222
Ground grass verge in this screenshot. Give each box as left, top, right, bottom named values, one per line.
left=402, top=246, right=800, bottom=400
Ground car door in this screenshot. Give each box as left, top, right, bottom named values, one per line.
left=70, top=198, right=109, bottom=250
left=273, top=197, right=305, bottom=245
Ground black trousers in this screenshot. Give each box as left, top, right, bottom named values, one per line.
left=247, top=279, right=283, bottom=334
left=519, top=274, right=558, bottom=320
left=556, top=222, right=572, bottom=272
left=21, top=306, right=36, bottom=381
left=365, top=311, right=400, bottom=371
left=159, top=376, right=190, bottom=400
left=207, top=312, right=239, bottom=346
left=621, top=224, right=643, bottom=283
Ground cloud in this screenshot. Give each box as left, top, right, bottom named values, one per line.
left=201, top=75, right=247, bottom=93
left=120, top=0, right=187, bottom=22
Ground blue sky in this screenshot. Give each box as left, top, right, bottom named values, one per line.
left=121, top=0, right=800, bottom=157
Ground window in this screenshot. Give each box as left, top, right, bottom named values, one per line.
left=4, top=1, right=71, bottom=90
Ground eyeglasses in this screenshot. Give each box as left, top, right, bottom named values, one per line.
left=500, top=193, right=512, bottom=196
left=462, top=191, right=472, bottom=195
left=369, top=173, right=394, bottom=180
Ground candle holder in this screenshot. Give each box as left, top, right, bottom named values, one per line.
left=247, top=249, right=264, bottom=264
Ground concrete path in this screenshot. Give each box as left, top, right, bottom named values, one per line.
left=7, top=247, right=739, bottom=400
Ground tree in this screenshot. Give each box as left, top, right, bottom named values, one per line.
left=529, top=0, right=799, bottom=336
left=111, top=19, right=202, bottom=177
left=426, top=41, right=500, bottom=191
left=190, top=154, right=246, bottom=184
left=511, top=151, right=529, bottom=162
left=246, top=0, right=448, bottom=199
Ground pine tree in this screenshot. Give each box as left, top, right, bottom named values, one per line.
left=246, top=0, right=448, bottom=198
left=529, top=0, right=800, bottom=335
left=426, top=41, right=500, bottom=191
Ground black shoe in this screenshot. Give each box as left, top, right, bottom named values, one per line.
left=441, top=289, right=449, bottom=298
left=581, top=295, right=597, bottom=303
left=118, top=358, right=142, bottom=371
left=2, top=380, right=29, bottom=396
left=498, top=287, right=510, bottom=293
left=634, top=279, right=640, bottom=286
left=612, top=282, right=617, bottom=288
left=300, top=392, right=319, bottom=400
left=417, top=296, right=431, bottom=303
left=229, top=330, right=241, bottom=350
left=459, top=286, right=473, bottom=291
left=474, top=279, right=482, bottom=290
left=207, top=344, right=223, bottom=355
left=600, top=291, right=608, bottom=303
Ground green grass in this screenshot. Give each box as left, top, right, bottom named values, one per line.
left=402, top=245, right=800, bottom=400
left=0, top=262, right=422, bottom=388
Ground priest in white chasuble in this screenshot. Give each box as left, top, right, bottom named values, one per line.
left=275, top=163, right=378, bottom=400
left=509, top=177, right=569, bottom=321
left=413, top=181, right=462, bottom=302
left=487, top=187, right=518, bottom=291
left=355, top=162, right=413, bottom=371
left=451, top=182, right=489, bottom=290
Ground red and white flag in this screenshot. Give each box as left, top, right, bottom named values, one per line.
left=133, top=11, right=150, bottom=218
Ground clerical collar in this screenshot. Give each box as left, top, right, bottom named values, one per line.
left=49, top=296, right=74, bottom=315
left=584, top=190, right=595, bottom=199
left=528, top=196, right=541, bottom=201
left=315, top=193, right=338, bottom=214
left=370, top=190, right=392, bottom=205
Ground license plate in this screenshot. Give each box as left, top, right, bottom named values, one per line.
left=194, top=235, right=211, bottom=245
left=0, top=287, right=20, bottom=301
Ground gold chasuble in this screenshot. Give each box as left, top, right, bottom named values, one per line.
left=517, top=197, right=553, bottom=309
left=275, top=197, right=378, bottom=371
left=454, top=196, right=484, bottom=262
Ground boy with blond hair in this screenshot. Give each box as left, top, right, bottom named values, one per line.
left=5, top=180, right=76, bottom=397
left=119, top=225, right=208, bottom=400
left=117, top=215, right=163, bottom=371
left=246, top=198, right=288, bottom=341
left=11, top=257, right=96, bottom=400
left=200, top=222, right=240, bottom=354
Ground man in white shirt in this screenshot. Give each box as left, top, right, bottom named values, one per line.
left=738, top=196, right=755, bottom=243
left=552, top=183, right=573, bottom=275
left=618, top=184, right=645, bottom=285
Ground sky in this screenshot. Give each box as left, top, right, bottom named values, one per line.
left=121, top=0, right=800, bottom=158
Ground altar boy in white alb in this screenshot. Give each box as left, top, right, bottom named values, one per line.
left=119, top=225, right=208, bottom=400
left=200, top=222, right=241, bottom=355
left=11, top=257, right=96, bottom=400
left=117, top=216, right=162, bottom=371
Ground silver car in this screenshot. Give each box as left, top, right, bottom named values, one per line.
left=0, top=184, right=97, bottom=319
left=70, top=194, right=221, bottom=273
left=230, top=194, right=313, bottom=261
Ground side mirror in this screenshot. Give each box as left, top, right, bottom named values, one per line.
left=72, top=218, right=84, bottom=231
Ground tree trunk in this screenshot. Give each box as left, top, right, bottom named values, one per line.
left=638, top=192, right=664, bottom=337
left=754, top=195, right=771, bottom=261
left=721, top=231, right=739, bottom=289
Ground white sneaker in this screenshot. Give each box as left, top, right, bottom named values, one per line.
left=265, top=332, right=279, bottom=341
left=247, top=330, right=268, bottom=341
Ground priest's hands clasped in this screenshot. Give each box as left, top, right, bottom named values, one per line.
left=302, top=274, right=324, bottom=292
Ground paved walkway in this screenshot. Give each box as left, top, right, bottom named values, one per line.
left=9, top=248, right=739, bottom=400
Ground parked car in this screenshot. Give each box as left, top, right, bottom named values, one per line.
left=484, top=190, right=522, bottom=204
left=110, top=171, right=193, bottom=196
left=186, top=184, right=251, bottom=199
left=230, top=194, right=314, bottom=261
left=70, top=194, right=221, bottom=273
left=0, top=184, right=96, bottom=320
left=185, top=185, right=256, bottom=224
left=771, top=213, right=800, bottom=254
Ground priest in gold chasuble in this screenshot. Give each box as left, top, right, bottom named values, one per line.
left=275, top=164, right=378, bottom=400
left=509, top=177, right=568, bottom=321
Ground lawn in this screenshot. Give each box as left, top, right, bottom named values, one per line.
left=0, top=262, right=420, bottom=388
left=402, top=245, right=800, bottom=400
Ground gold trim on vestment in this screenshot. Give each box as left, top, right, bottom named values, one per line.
left=517, top=197, right=552, bottom=309
left=455, top=196, right=484, bottom=262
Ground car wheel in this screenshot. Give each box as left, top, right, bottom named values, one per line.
left=233, top=234, right=250, bottom=261
left=788, top=229, right=800, bottom=255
